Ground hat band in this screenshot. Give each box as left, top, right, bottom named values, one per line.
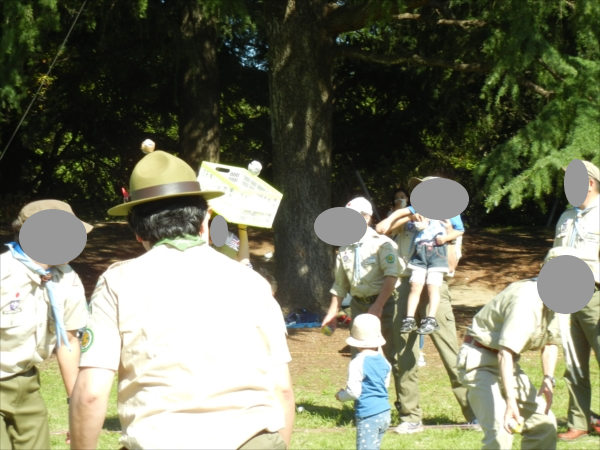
left=129, top=181, right=201, bottom=202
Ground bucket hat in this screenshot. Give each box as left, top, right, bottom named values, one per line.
left=408, top=176, right=439, bottom=192
left=346, top=314, right=386, bottom=348
left=108, top=150, right=224, bottom=216
left=562, top=160, right=600, bottom=183
left=16, top=200, right=93, bottom=233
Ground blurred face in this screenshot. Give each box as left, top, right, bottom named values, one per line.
left=393, top=191, right=408, bottom=210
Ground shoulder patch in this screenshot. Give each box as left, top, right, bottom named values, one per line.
left=385, top=254, right=396, bottom=264
left=80, top=328, right=94, bottom=353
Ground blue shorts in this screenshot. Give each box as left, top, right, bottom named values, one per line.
left=408, top=240, right=448, bottom=273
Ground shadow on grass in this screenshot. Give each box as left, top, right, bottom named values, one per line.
left=296, top=401, right=355, bottom=427
left=103, top=416, right=121, bottom=431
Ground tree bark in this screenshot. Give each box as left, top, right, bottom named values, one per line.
left=265, top=0, right=335, bottom=312
left=177, top=2, right=220, bottom=168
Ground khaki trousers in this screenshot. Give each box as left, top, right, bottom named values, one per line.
left=395, top=279, right=475, bottom=423
left=457, top=343, right=557, bottom=450
left=350, top=294, right=400, bottom=400
left=564, top=288, right=600, bottom=431
left=0, top=367, right=50, bottom=450
left=239, top=431, right=286, bottom=449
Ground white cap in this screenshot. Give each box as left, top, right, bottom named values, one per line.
left=346, top=197, right=373, bottom=216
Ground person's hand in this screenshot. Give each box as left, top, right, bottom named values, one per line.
left=410, top=213, right=425, bottom=223
left=321, top=311, right=338, bottom=329
left=503, top=398, right=521, bottom=434
left=435, top=234, right=447, bottom=245
left=537, top=378, right=554, bottom=414
left=367, top=303, right=383, bottom=319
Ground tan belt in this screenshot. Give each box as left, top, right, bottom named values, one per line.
left=464, top=335, right=498, bottom=354
left=353, top=295, right=379, bottom=304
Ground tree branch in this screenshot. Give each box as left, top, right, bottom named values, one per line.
left=393, top=13, right=486, bottom=28
left=536, top=58, right=566, bottom=82
left=517, top=78, right=555, bottom=98
left=325, top=0, right=431, bottom=35
left=337, top=46, right=554, bottom=98
left=336, top=46, right=491, bottom=73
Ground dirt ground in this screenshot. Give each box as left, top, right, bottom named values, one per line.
left=0, top=222, right=555, bottom=378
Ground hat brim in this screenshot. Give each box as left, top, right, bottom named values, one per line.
left=82, top=221, right=93, bottom=233
left=108, top=191, right=224, bottom=216
left=408, top=177, right=423, bottom=192
left=346, top=335, right=386, bottom=348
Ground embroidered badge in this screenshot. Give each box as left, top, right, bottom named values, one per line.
left=385, top=254, right=396, bottom=263
left=80, top=328, right=94, bottom=353
left=9, top=300, right=20, bottom=310
left=407, top=223, right=414, bottom=231
left=343, top=255, right=349, bottom=262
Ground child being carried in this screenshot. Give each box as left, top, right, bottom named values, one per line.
left=400, top=217, right=457, bottom=335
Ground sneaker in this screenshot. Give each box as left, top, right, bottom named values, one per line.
left=467, top=419, right=482, bottom=431
left=416, top=318, right=440, bottom=335
left=399, top=318, right=417, bottom=333
left=418, top=352, right=426, bottom=367
left=393, top=421, right=424, bottom=434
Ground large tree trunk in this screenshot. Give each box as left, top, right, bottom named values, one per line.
left=177, top=2, right=220, bottom=168
left=265, top=1, right=335, bottom=312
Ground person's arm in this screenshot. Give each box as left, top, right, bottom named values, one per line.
left=272, top=363, right=295, bottom=448
left=56, top=330, right=82, bottom=397
left=376, top=207, right=420, bottom=235
left=69, top=367, right=115, bottom=449
left=368, top=276, right=397, bottom=319
left=322, top=295, right=341, bottom=328
left=237, top=225, right=251, bottom=267
left=498, top=346, right=521, bottom=433
left=336, top=357, right=364, bottom=402
left=537, top=344, right=558, bottom=414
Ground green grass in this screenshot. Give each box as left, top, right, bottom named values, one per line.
left=41, top=350, right=599, bottom=449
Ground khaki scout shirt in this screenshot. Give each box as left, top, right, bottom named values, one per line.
left=330, top=227, right=400, bottom=299
left=467, top=279, right=561, bottom=355
left=79, top=243, right=291, bottom=450
left=0, top=251, right=88, bottom=379
left=554, top=197, right=599, bottom=284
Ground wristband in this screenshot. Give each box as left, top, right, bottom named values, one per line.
left=543, top=375, right=556, bottom=388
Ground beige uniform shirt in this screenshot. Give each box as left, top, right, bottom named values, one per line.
left=330, top=227, right=400, bottom=299
left=467, top=279, right=561, bottom=354
left=0, top=251, right=88, bottom=379
left=80, top=243, right=291, bottom=450
left=554, top=197, right=599, bottom=284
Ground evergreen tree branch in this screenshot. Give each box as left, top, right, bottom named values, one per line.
left=537, top=58, right=566, bottom=82
left=336, top=46, right=491, bottom=73
left=392, top=13, right=487, bottom=28
left=325, top=0, right=431, bottom=35
left=517, top=78, right=555, bottom=98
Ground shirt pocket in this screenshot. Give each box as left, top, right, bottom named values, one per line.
left=0, top=309, right=27, bottom=329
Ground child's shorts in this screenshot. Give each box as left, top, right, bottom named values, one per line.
left=408, top=240, right=449, bottom=277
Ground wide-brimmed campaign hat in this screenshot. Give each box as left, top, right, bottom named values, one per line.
left=408, top=176, right=439, bottom=192
left=16, top=199, right=93, bottom=233
left=108, top=150, right=224, bottom=216
left=346, top=314, right=386, bottom=348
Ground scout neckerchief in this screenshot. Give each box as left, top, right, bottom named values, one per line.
left=353, top=242, right=364, bottom=284
left=153, top=234, right=206, bottom=251
left=5, top=242, right=71, bottom=351
left=569, top=201, right=597, bottom=247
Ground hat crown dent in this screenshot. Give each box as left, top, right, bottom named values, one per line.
left=130, top=151, right=197, bottom=192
